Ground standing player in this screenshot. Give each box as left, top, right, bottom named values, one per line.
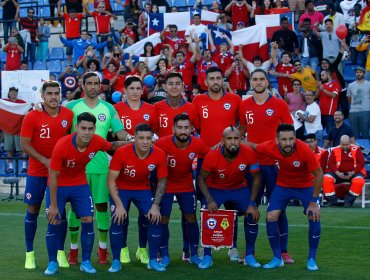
left=66, top=72, right=127, bottom=265
left=107, top=124, right=168, bottom=273
left=114, top=75, right=156, bottom=264
left=154, top=72, right=199, bottom=138
left=249, top=124, right=323, bottom=270
left=155, top=113, right=209, bottom=267
left=21, top=81, right=74, bottom=269
left=239, top=69, right=294, bottom=264
left=44, top=112, right=125, bottom=275
left=197, top=126, right=261, bottom=269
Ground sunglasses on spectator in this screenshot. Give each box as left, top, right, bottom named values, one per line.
left=293, top=83, right=301, bottom=85
left=28, top=12, right=34, bottom=14
left=294, top=64, right=301, bottom=66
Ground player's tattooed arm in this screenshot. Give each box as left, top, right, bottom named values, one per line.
left=153, top=177, right=167, bottom=205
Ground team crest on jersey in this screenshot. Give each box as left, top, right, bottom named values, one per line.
left=98, top=113, right=106, bottom=122
left=148, top=164, right=156, bottom=171
left=188, top=152, right=195, bottom=160
left=266, top=109, right=274, bottom=116
left=239, top=164, right=246, bottom=171
left=143, top=114, right=150, bottom=121
left=61, top=120, right=68, bottom=128
left=206, top=218, right=217, bottom=229
left=88, top=152, right=96, bottom=159
left=224, top=103, right=231, bottom=110
left=293, top=161, right=301, bottom=167
left=110, top=205, right=115, bottom=212
left=26, top=193, right=32, bottom=200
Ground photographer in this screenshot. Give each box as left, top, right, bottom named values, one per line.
left=3, top=36, right=24, bottom=70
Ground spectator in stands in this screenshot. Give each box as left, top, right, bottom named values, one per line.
left=347, top=66, right=370, bottom=140
left=100, top=78, right=114, bottom=104
left=89, top=2, right=117, bottom=57
left=3, top=87, right=27, bottom=174
left=160, top=25, right=185, bottom=53
left=225, top=0, right=252, bottom=30
left=141, top=42, right=155, bottom=57
left=299, top=18, right=321, bottom=71
left=207, top=29, right=234, bottom=75
left=65, top=0, right=83, bottom=13
left=324, top=111, right=355, bottom=148
left=235, top=21, right=246, bottom=30
left=250, top=0, right=274, bottom=23
left=49, top=0, right=59, bottom=27
left=59, top=61, right=80, bottom=100
left=286, top=59, right=318, bottom=92
left=138, top=3, right=151, bottom=40
left=224, top=51, right=249, bottom=96
left=270, top=0, right=289, bottom=14
left=185, top=13, right=207, bottom=47
left=284, top=79, right=306, bottom=114
left=356, top=34, right=370, bottom=81
left=304, top=133, right=328, bottom=169
left=196, top=46, right=218, bottom=93
left=15, top=7, right=38, bottom=68
left=102, top=61, right=119, bottom=86
left=320, top=19, right=341, bottom=64
left=271, top=16, right=300, bottom=58
left=36, top=17, right=50, bottom=62
left=298, top=0, right=324, bottom=31
left=319, top=3, right=345, bottom=31
left=10, top=27, right=25, bottom=50
left=214, top=13, right=232, bottom=30
left=57, top=0, right=88, bottom=62
left=148, top=74, right=167, bottom=104
left=242, top=54, right=271, bottom=74
left=3, top=36, right=24, bottom=70
left=152, top=58, right=171, bottom=77
left=1, top=0, right=19, bottom=44
left=20, top=60, right=29, bottom=70
left=94, top=0, right=126, bottom=13
left=120, top=20, right=139, bottom=42
left=348, top=4, right=364, bottom=67
left=323, top=135, right=366, bottom=207
left=59, top=29, right=109, bottom=64
left=302, top=90, right=324, bottom=146
left=341, top=0, right=358, bottom=29
left=287, top=0, right=305, bottom=22
left=102, top=44, right=122, bottom=68
left=76, top=45, right=100, bottom=72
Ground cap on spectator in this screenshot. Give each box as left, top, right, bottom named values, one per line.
left=8, top=86, right=18, bottom=92
left=101, top=78, right=110, bottom=85
left=355, top=66, right=366, bottom=73
left=65, top=61, right=74, bottom=67
left=237, top=21, right=245, bottom=26
left=192, top=12, right=201, bottom=18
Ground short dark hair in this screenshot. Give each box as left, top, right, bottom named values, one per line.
left=41, top=81, right=61, bottom=94
left=321, top=69, right=332, bottom=76
left=124, top=75, right=143, bottom=88
left=77, top=112, right=96, bottom=125
left=206, top=67, right=222, bottom=77
left=305, top=0, right=314, bottom=7
left=252, top=55, right=262, bottom=62
left=326, top=2, right=335, bottom=10
left=304, top=133, right=317, bottom=141
left=292, top=79, right=301, bottom=85
left=8, top=86, right=18, bottom=92
left=250, top=69, right=268, bottom=79
left=280, top=16, right=288, bottom=23
left=82, top=72, right=100, bottom=85
left=134, top=123, right=153, bottom=135
left=324, top=18, right=333, bottom=24
left=165, top=72, right=183, bottom=82
left=86, top=58, right=101, bottom=71
left=281, top=51, right=291, bottom=59
left=174, top=113, right=190, bottom=125
left=277, top=123, right=295, bottom=135
left=293, top=59, right=301, bottom=65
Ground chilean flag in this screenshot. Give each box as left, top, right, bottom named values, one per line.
left=255, top=12, right=294, bottom=39
left=0, top=100, right=31, bottom=135
left=207, top=24, right=269, bottom=62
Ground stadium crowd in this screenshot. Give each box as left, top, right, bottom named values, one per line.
left=0, top=0, right=369, bottom=276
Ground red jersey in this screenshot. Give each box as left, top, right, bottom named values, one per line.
left=20, top=107, right=74, bottom=176
left=212, top=50, right=233, bottom=75
left=231, top=4, right=250, bottom=30
left=156, top=135, right=209, bottom=193
left=154, top=99, right=199, bottom=138
left=314, top=146, right=329, bottom=172
left=5, top=45, right=22, bottom=71
left=275, top=63, right=294, bottom=96
left=63, top=13, right=84, bottom=38
left=239, top=95, right=293, bottom=165
left=256, top=139, right=320, bottom=188
left=91, top=12, right=112, bottom=34
left=123, top=28, right=138, bottom=42
left=50, top=134, right=112, bottom=186
left=164, top=36, right=185, bottom=52
left=193, top=92, right=241, bottom=147
left=225, top=64, right=248, bottom=91
left=197, top=59, right=218, bottom=91
left=319, top=81, right=341, bottom=116
left=109, top=144, right=168, bottom=191
left=202, top=145, right=259, bottom=190
left=172, top=61, right=194, bottom=90
left=102, top=69, right=116, bottom=82
left=114, top=101, right=157, bottom=135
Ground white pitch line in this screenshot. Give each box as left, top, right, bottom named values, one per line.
left=0, top=212, right=369, bottom=230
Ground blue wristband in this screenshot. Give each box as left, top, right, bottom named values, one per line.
left=249, top=201, right=256, bottom=207
left=311, top=197, right=318, bottom=203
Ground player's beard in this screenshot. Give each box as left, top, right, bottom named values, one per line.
left=175, top=133, right=190, bottom=143
left=281, top=144, right=294, bottom=155
left=225, top=145, right=239, bottom=157
left=253, top=85, right=267, bottom=94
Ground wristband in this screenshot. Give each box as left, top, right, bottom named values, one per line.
left=249, top=201, right=256, bottom=207
left=311, top=197, right=318, bottom=203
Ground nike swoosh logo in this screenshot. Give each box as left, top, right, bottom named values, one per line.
left=267, top=236, right=275, bottom=239
left=126, top=165, right=134, bottom=168
left=112, top=231, right=123, bottom=235
left=249, top=231, right=257, bottom=234
left=42, top=124, right=48, bottom=127
left=313, top=235, right=320, bottom=239
left=87, top=232, right=94, bottom=235
left=160, top=114, right=167, bottom=117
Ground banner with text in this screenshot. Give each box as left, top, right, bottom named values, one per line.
left=201, top=209, right=236, bottom=250
left=1, top=70, right=50, bottom=103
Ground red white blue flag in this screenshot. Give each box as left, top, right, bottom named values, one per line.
left=255, top=12, right=294, bottom=39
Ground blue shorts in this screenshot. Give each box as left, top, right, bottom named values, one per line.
left=46, top=185, right=94, bottom=218
left=24, top=175, right=48, bottom=205
left=268, top=185, right=314, bottom=213
left=207, top=187, right=251, bottom=215
left=110, top=190, right=153, bottom=216
left=160, top=192, right=197, bottom=217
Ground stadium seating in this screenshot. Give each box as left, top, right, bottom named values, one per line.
left=33, top=60, right=47, bottom=70
left=203, top=0, right=214, bottom=6
left=173, top=0, right=187, bottom=7
left=19, top=8, right=28, bottom=18
left=39, top=6, right=51, bottom=18
left=48, top=60, right=62, bottom=73
left=187, top=0, right=197, bottom=7
left=49, top=47, right=65, bottom=60
left=0, top=51, right=7, bottom=64
left=343, top=64, right=358, bottom=83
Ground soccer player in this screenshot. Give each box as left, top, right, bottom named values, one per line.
left=239, top=69, right=294, bottom=264
left=107, top=123, right=168, bottom=273
left=66, top=72, right=127, bottom=265
left=20, top=81, right=74, bottom=269
left=155, top=113, right=209, bottom=267
left=114, top=75, right=156, bottom=264
left=249, top=124, right=323, bottom=270
left=44, top=112, right=125, bottom=275
left=197, top=126, right=261, bottom=269
left=154, top=72, right=199, bottom=138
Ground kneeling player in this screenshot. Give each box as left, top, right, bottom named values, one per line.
left=197, top=126, right=261, bottom=269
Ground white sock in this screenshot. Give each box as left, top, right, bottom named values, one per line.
left=99, top=241, right=107, bottom=249
left=70, top=243, right=78, bottom=250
